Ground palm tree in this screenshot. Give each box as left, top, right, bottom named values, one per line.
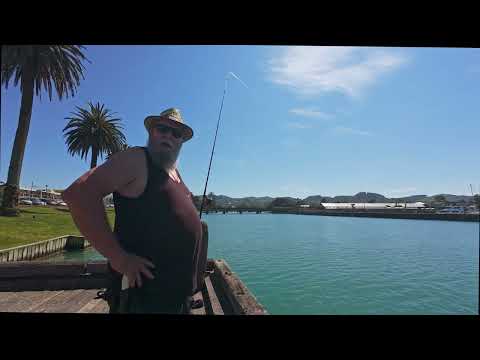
left=106, top=143, right=131, bottom=161
left=1, top=45, right=88, bottom=214
left=63, top=102, right=127, bottom=168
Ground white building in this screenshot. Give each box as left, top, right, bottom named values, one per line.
left=17, top=186, right=62, bottom=201
left=320, top=202, right=426, bottom=210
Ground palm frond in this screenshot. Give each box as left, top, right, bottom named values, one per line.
left=1, top=45, right=89, bottom=101
left=63, top=102, right=127, bottom=165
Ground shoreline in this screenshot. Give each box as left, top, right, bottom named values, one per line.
left=270, top=209, right=479, bottom=222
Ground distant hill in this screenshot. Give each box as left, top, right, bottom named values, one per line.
left=423, top=194, right=474, bottom=203
left=303, top=195, right=329, bottom=206
left=394, top=195, right=428, bottom=202
left=351, top=192, right=389, bottom=202
left=206, top=194, right=275, bottom=208
left=200, top=192, right=476, bottom=208
left=305, top=192, right=389, bottom=204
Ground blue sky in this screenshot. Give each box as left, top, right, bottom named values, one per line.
left=1, top=45, right=479, bottom=198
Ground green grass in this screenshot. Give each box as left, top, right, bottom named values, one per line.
left=0, top=206, right=115, bottom=250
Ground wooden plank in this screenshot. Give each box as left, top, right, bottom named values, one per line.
left=90, top=299, right=109, bottom=313
left=0, top=291, right=19, bottom=305
left=0, top=262, right=86, bottom=278
left=32, top=246, right=38, bottom=260
left=190, top=291, right=206, bottom=315
left=0, top=261, right=109, bottom=292
left=0, top=290, right=98, bottom=313
left=26, top=290, right=66, bottom=312
left=16, top=291, right=64, bottom=312
left=204, top=276, right=224, bottom=315
left=0, top=275, right=109, bottom=291
left=11, top=291, right=61, bottom=312
left=213, top=260, right=268, bottom=315
left=77, top=298, right=105, bottom=313
left=33, top=290, right=85, bottom=313
left=195, top=222, right=209, bottom=293
left=86, top=261, right=109, bottom=274
left=0, top=292, right=22, bottom=311
left=43, top=289, right=87, bottom=313
left=62, top=289, right=104, bottom=313
left=1, top=292, right=31, bottom=312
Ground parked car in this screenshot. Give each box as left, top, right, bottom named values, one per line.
left=31, top=198, right=46, bottom=206
left=46, top=200, right=59, bottom=206
left=58, top=202, right=68, bottom=207
left=19, top=199, right=33, bottom=205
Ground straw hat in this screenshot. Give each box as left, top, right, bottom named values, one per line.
left=144, top=108, right=193, bottom=142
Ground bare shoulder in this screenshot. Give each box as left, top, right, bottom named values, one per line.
left=110, top=146, right=145, bottom=166
left=110, top=147, right=148, bottom=197
left=65, top=147, right=147, bottom=198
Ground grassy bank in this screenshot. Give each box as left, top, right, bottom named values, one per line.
left=0, top=206, right=115, bottom=250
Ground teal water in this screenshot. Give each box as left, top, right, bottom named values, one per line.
left=46, top=214, right=479, bottom=315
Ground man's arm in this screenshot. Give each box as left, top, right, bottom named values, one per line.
left=62, top=147, right=154, bottom=287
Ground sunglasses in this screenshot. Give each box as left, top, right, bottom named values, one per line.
left=153, top=124, right=183, bottom=139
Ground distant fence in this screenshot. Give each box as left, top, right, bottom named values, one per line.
left=0, top=235, right=90, bottom=263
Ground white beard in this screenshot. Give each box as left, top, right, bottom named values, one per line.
left=147, top=144, right=180, bottom=171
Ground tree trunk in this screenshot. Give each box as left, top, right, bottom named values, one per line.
left=1, top=66, right=34, bottom=213
left=90, top=146, right=99, bottom=168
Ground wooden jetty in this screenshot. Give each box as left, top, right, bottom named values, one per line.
left=0, top=259, right=268, bottom=315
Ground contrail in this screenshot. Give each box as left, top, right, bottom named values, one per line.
left=227, top=71, right=249, bottom=89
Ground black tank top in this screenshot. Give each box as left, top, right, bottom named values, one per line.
left=112, top=147, right=203, bottom=299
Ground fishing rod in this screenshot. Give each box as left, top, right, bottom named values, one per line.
left=199, top=72, right=248, bottom=219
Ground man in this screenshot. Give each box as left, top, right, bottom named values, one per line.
left=62, top=108, right=206, bottom=314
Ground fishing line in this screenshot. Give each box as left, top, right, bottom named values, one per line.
left=199, top=72, right=248, bottom=219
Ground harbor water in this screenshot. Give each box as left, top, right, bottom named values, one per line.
left=46, top=214, right=479, bottom=315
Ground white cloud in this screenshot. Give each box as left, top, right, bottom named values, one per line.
left=289, top=108, right=333, bottom=119
left=287, top=122, right=312, bottom=129
left=333, top=126, right=372, bottom=136
left=269, top=46, right=408, bottom=98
